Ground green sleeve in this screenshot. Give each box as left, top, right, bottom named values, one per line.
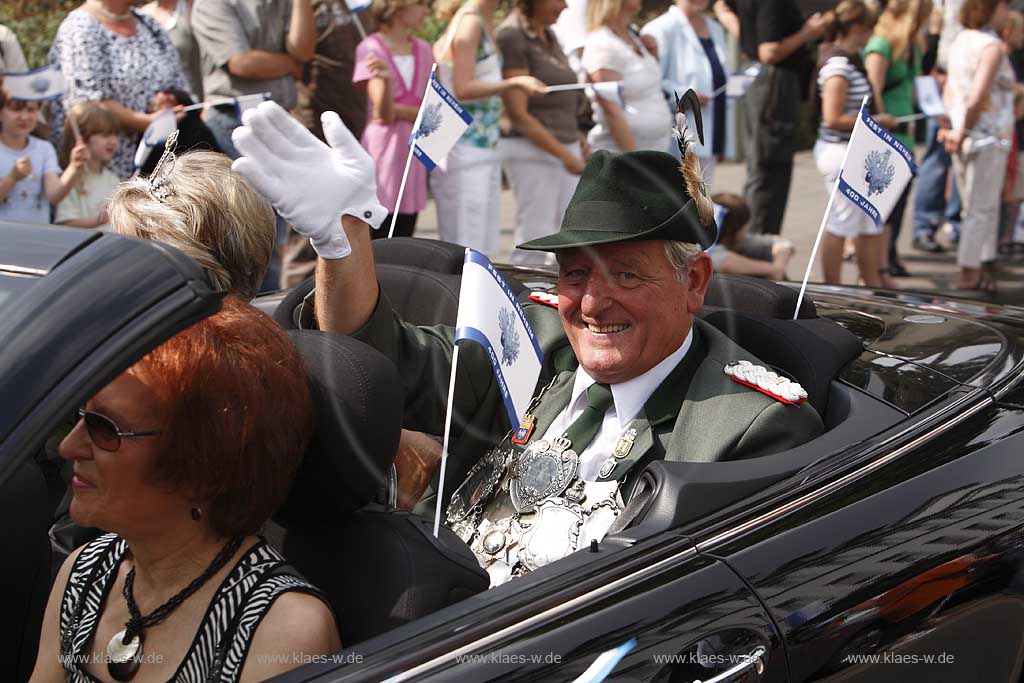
left=863, top=35, right=892, bottom=61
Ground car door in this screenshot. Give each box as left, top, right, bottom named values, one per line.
left=283, top=534, right=786, bottom=683
left=701, top=391, right=1024, bottom=682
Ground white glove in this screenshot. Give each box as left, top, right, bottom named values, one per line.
left=230, top=101, right=387, bottom=260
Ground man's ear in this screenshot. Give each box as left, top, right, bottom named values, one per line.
left=686, top=253, right=713, bottom=316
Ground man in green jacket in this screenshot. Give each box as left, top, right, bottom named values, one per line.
left=231, top=102, right=823, bottom=585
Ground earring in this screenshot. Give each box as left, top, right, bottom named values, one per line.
left=190, top=506, right=202, bottom=521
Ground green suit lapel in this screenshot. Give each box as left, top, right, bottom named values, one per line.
left=616, top=326, right=709, bottom=497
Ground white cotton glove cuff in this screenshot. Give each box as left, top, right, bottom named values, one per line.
left=230, top=102, right=388, bottom=260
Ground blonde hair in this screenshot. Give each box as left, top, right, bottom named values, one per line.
left=372, top=0, right=423, bottom=24
left=586, top=0, right=625, bottom=32
left=874, top=0, right=932, bottom=60
left=435, top=0, right=463, bottom=22
left=59, top=101, right=119, bottom=169
left=1004, top=9, right=1024, bottom=37
left=108, top=151, right=275, bottom=300
left=822, top=0, right=878, bottom=42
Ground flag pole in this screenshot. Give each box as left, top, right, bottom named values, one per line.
left=352, top=13, right=367, bottom=40
left=793, top=96, right=869, bottom=320
left=433, top=344, right=461, bottom=538
left=389, top=63, right=437, bottom=238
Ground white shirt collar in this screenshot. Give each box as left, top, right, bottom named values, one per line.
left=569, top=326, right=695, bottom=426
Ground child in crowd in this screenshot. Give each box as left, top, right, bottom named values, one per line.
left=0, top=84, right=87, bottom=224
left=709, top=192, right=796, bottom=280
left=56, top=102, right=121, bottom=231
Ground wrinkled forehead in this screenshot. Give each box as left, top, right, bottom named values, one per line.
left=556, top=241, right=668, bottom=269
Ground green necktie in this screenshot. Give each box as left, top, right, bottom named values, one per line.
left=562, top=382, right=614, bottom=453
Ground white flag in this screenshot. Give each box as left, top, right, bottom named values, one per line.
left=234, top=92, right=271, bottom=118
left=133, top=109, right=178, bottom=169
left=411, top=72, right=473, bottom=171
left=726, top=64, right=761, bottom=98
left=914, top=76, right=947, bottom=117
left=3, top=65, right=66, bottom=101
left=455, top=250, right=543, bottom=427
left=837, top=103, right=917, bottom=226
left=589, top=81, right=626, bottom=109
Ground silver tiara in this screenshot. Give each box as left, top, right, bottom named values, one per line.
left=148, top=130, right=179, bottom=202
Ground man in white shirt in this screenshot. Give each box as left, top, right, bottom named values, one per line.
left=228, top=102, right=823, bottom=584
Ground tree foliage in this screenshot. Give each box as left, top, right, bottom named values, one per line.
left=1, top=0, right=80, bottom=68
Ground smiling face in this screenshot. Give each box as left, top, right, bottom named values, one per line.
left=392, top=0, right=430, bottom=30
left=59, top=369, right=185, bottom=536
left=556, top=241, right=712, bottom=384
left=87, top=131, right=119, bottom=163
left=0, top=100, right=41, bottom=140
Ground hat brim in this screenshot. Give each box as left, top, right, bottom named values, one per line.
left=518, top=198, right=712, bottom=252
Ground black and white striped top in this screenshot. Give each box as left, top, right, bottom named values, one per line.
left=817, top=54, right=873, bottom=143
left=58, top=534, right=327, bottom=683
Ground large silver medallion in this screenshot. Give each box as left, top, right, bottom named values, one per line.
left=518, top=499, right=585, bottom=570
left=510, top=439, right=578, bottom=513
left=447, top=447, right=509, bottom=525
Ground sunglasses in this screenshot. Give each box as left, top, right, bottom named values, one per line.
left=76, top=408, right=161, bottom=452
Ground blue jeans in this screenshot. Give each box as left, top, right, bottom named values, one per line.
left=913, top=117, right=962, bottom=240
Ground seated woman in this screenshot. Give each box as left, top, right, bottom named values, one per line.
left=709, top=192, right=796, bottom=280
left=30, top=298, right=340, bottom=683
left=109, top=141, right=275, bottom=301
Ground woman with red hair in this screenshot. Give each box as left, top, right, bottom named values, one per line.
left=29, top=298, right=340, bottom=683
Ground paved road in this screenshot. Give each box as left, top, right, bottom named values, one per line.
left=413, top=148, right=1024, bottom=306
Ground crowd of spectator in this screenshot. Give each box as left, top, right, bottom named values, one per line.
left=2, top=0, right=1024, bottom=294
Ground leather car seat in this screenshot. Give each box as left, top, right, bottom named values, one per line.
left=704, top=273, right=817, bottom=319
left=276, top=331, right=488, bottom=645
left=702, top=310, right=863, bottom=417
left=0, top=458, right=52, bottom=683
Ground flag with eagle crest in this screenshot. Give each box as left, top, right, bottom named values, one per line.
left=837, top=101, right=917, bottom=226
left=454, top=250, right=544, bottom=428
left=410, top=67, right=473, bottom=171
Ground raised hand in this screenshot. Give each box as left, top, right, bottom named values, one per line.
left=11, top=156, right=32, bottom=181
left=231, top=101, right=387, bottom=260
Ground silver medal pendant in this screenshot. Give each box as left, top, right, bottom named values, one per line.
left=106, top=628, right=142, bottom=681
left=510, top=440, right=579, bottom=513
left=447, top=447, right=508, bottom=525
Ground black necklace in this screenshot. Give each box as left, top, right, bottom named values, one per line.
left=106, top=536, right=244, bottom=682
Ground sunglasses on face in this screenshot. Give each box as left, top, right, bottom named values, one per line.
left=76, top=408, right=161, bottom=452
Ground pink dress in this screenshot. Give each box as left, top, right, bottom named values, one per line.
left=353, top=34, right=432, bottom=215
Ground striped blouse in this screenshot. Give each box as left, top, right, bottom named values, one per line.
left=817, top=54, right=873, bottom=143
left=58, top=534, right=327, bottom=683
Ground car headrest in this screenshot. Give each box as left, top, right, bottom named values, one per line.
left=275, top=331, right=403, bottom=524
left=273, top=275, right=315, bottom=330
left=372, top=237, right=466, bottom=273
left=378, top=264, right=462, bottom=327
left=705, top=274, right=817, bottom=319
left=703, top=311, right=862, bottom=416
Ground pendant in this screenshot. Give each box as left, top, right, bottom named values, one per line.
left=511, top=414, right=535, bottom=444
left=510, top=440, right=579, bottom=513
left=106, top=628, right=142, bottom=682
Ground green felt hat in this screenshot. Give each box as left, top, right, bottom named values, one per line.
left=517, top=150, right=715, bottom=252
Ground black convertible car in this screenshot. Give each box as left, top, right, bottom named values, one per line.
left=4, top=221, right=1024, bottom=683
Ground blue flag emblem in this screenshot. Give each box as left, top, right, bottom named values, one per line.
left=415, top=102, right=443, bottom=140
left=498, top=307, right=520, bottom=367
left=31, top=76, right=52, bottom=94
left=864, top=149, right=896, bottom=197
